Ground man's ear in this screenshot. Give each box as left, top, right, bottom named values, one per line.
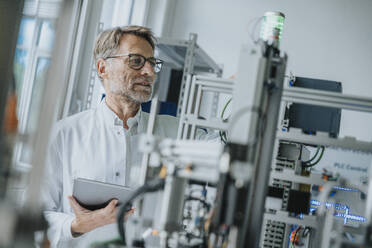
left=97, top=58, right=107, bottom=79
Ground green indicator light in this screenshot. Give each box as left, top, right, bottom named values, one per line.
left=260, top=11, right=285, bottom=48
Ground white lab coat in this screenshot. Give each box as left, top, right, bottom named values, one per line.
left=43, top=100, right=180, bottom=247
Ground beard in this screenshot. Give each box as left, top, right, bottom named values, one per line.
left=109, top=75, right=153, bottom=103
left=125, top=83, right=152, bottom=103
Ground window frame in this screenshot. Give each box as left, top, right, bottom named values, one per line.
left=14, top=14, right=60, bottom=169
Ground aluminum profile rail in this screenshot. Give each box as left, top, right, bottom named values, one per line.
left=277, top=130, right=372, bottom=153
left=282, top=87, right=372, bottom=113
left=177, top=75, right=233, bottom=140
left=156, top=36, right=222, bottom=75
left=280, top=87, right=372, bottom=152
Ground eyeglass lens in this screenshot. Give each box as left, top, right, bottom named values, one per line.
left=128, top=54, right=162, bottom=72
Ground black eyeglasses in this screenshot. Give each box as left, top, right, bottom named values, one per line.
left=105, top=53, right=163, bottom=73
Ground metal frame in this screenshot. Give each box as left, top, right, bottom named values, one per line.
left=156, top=34, right=223, bottom=117
left=135, top=39, right=372, bottom=247
left=177, top=33, right=197, bottom=117
left=277, top=129, right=372, bottom=153
left=63, top=0, right=100, bottom=117
left=84, top=21, right=104, bottom=111
left=263, top=84, right=372, bottom=248
left=239, top=49, right=288, bottom=248
left=63, top=0, right=103, bottom=116
left=279, top=86, right=372, bottom=154
left=171, top=61, right=372, bottom=247
left=156, top=36, right=222, bottom=76
left=177, top=75, right=233, bottom=140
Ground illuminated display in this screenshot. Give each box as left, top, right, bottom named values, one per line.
left=310, top=200, right=366, bottom=224
left=332, top=186, right=359, bottom=193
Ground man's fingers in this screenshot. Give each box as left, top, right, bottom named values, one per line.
left=68, top=196, right=79, bottom=213
left=68, top=196, right=88, bottom=213
left=125, top=208, right=135, bottom=217
left=103, top=199, right=118, bottom=214
left=124, top=207, right=135, bottom=221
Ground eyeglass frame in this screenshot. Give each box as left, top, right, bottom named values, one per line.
left=104, top=53, right=164, bottom=73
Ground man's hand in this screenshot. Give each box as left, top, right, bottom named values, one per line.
left=68, top=196, right=134, bottom=236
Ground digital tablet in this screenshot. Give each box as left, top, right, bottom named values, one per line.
left=73, top=178, right=133, bottom=211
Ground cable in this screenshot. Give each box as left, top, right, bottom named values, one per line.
left=221, top=98, right=232, bottom=120
left=247, top=16, right=264, bottom=44
left=185, top=196, right=211, bottom=210
left=303, top=227, right=311, bottom=237
left=117, top=178, right=165, bottom=246
left=228, top=76, right=278, bottom=145
left=219, top=98, right=232, bottom=144
left=302, top=146, right=320, bottom=163
left=227, top=105, right=264, bottom=147
left=304, top=146, right=325, bottom=167
left=219, top=131, right=227, bottom=144
left=292, top=226, right=301, bottom=246
left=302, top=146, right=325, bottom=168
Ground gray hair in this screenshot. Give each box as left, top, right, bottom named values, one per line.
left=93, top=25, right=156, bottom=62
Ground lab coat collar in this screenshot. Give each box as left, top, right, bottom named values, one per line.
left=99, top=99, right=141, bottom=132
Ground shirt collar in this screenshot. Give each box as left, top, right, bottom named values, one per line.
left=99, top=99, right=141, bottom=131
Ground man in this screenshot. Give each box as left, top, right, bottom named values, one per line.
left=43, top=25, right=180, bottom=247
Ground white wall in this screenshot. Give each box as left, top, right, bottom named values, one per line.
left=164, top=0, right=372, bottom=141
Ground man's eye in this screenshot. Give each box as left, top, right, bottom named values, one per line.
left=132, top=57, right=143, bottom=65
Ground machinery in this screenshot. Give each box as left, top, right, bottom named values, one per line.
left=113, top=37, right=372, bottom=248
left=1, top=2, right=372, bottom=247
